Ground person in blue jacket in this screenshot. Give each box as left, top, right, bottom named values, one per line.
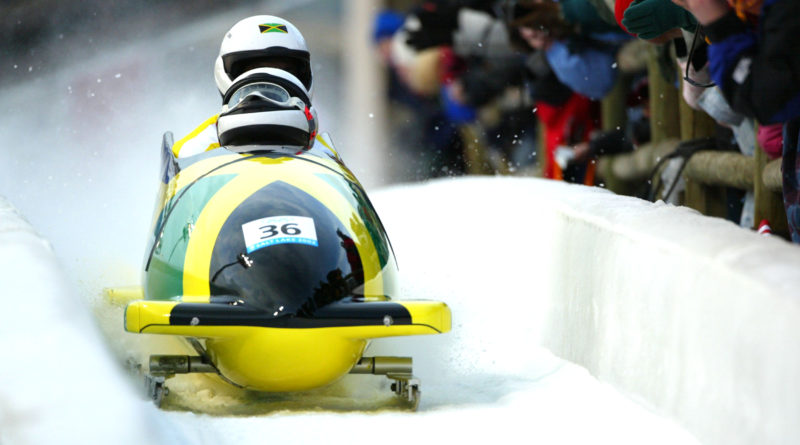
left=509, top=0, right=627, bottom=100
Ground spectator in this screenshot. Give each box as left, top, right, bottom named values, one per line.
left=372, top=9, right=448, bottom=180
left=373, top=10, right=405, bottom=64
left=680, top=0, right=800, bottom=241
left=507, top=1, right=615, bottom=183
left=399, top=1, right=545, bottom=175
left=510, top=0, right=622, bottom=100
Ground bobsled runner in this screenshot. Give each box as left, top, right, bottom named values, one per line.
left=111, top=133, right=450, bottom=409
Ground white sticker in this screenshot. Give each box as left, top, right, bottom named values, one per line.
left=242, top=216, right=318, bottom=253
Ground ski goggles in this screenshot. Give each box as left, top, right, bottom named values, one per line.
left=227, top=82, right=298, bottom=108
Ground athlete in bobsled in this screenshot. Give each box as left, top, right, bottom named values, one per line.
left=110, top=15, right=451, bottom=409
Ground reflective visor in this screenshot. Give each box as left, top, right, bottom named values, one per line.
left=228, top=82, right=291, bottom=108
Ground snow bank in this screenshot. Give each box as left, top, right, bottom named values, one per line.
left=0, top=197, right=174, bottom=445
left=373, top=177, right=800, bottom=445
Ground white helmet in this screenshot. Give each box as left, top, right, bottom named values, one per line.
left=217, top=67, right=318, bottom=149
left=214, top=15, right=313, bottom=98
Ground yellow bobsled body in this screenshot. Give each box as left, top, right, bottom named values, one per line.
left=123, top=134, right=450, bottom=395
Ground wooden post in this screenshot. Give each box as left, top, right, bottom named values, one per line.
left=762, top=158, right=783, bottom=191
left=753, top=145, right=789, bottom=236
left=539, top=119, right=547, bottom=178
left=597, top=74, right=634, bottom=193
left=684, top=177, right=729, bottom=217
left=646, top=45, right=681, bottom=143
left=677, top=63, right=723, bottom=215
left=597, top=155, right=638, bottom=195
left=460, top=124, right=495, bottom=175
left=599, top=45, right=682, bottom=197
left=601, top=74, right=629, bottom=132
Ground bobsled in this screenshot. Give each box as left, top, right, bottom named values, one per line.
left=113, top=133, right=450, bottom=408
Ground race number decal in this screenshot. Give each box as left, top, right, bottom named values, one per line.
left=242, top=216, right=318, bottom=253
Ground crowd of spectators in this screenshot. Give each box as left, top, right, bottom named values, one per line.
left=371, top=0, right=800, bottom=243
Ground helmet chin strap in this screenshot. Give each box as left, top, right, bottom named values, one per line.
left=303, top=107, right=317, bottom=147
left=288, top=97, right=317, bottom=149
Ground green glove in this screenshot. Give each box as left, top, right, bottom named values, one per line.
left=622, top=0, right=698, bottom=40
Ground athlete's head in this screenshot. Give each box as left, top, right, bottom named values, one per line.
left=214, top=15, right=313, bottom=99
left=217, top=67, right=317, bottom=149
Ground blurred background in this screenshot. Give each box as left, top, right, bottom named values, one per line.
left=2, top=0, right=781, bottom=275
left=0, top=0, right=417, bottom=283
left=0, top=0, right=456, bottom=187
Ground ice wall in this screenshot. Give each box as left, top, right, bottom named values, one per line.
left=540, top=183, right=800, bottom=445
left=372, top=177, right=800, bottom=445
left=0, top=197, right=173, bottom=445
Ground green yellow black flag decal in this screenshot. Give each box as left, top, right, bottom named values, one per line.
left=259, top=23, right=288, bottom=34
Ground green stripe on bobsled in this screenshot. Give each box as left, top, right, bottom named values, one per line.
left=146, top=174, right=236, bottom=300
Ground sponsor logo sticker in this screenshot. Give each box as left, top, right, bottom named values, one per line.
left=242, top=216, right=317, bottom=253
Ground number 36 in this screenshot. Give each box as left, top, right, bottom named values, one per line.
left=258, top=223, right=301, bottom=239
